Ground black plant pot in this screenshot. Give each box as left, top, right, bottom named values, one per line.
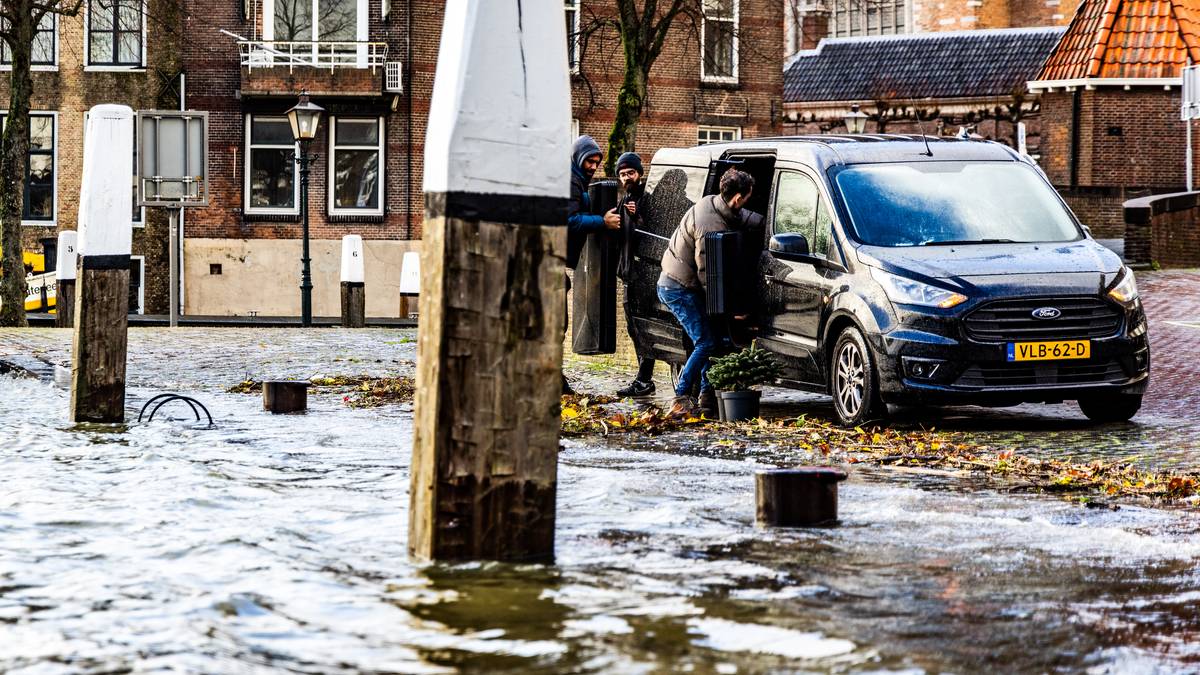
left=718, top=390, right=761, bottom=421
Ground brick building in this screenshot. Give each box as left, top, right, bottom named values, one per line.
left=6, top=0, right=184, bottom=315
left=786, top=0, right=1081, bottom=55
left=177, top=0, right=782, bottom=318
left=1027, top=0, right=1200, bottom=240
left=783, top=26, right=1063, bottom=151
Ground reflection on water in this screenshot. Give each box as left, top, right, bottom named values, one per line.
left=2, top=330, right=1200, bottom=672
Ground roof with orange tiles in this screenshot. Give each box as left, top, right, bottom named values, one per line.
left=1036, top=0, right=1200, bottom=81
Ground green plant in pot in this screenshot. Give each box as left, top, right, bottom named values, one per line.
left=706, top=342, right=783, bottom=421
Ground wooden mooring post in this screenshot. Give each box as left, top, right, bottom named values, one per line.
left=340, top=234, right=366, bottom=328
left=70, top=105, right=135, bottom=424
left=55, top=230, right=77, bottom=328
left=409, top=0, right=571, bottom=562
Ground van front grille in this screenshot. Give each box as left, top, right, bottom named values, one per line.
left=954, top=360, right=1126, bottom=389
left=964, top=297, right=1122, bottom=343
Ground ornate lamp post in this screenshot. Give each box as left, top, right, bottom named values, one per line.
left=843, top=103, right=868, bottom=134
left=287, top=92, right=324, bottom=326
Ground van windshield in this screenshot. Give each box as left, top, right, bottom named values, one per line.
left=832, top=161, right=1080, bottom=247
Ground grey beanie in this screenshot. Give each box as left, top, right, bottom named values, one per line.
left=572, top=135, right=602, bottom=169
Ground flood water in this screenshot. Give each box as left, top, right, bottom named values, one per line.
left=3, top=327, right=1200, bottom=673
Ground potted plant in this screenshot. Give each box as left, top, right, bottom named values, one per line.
left=705, top=342, right=783, bottom=421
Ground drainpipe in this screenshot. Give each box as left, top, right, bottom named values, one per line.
left=1069, top=88, right=1080, bottom=189
left=405, top=0, right=413, bottom=238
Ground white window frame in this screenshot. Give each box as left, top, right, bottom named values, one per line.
left=697, top=125, right=741, bottom=145
left=1, top=111, right=58, bottom=227
left=700, top=0, right=739, bottom=84
left=84, top=110, right=143, bottom=228
left=571, top=118, right=580, bottom=139
left=0, top=14, right=59, bottom=72
left=244, top=114, right=300, bottom=216
left=565, top=0, right=580, bottom=74
left=327, top=115, right=384, bottom=216
left=130, top=254, right=145, bottom=314
left=83, top=0, right=148, bottom=71
left=262, top=0, right=369, bottom=66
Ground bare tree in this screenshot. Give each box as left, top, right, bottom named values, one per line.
left=577, top=0, right=774, bottom=174
left=0, top=0, right=89, bottom=326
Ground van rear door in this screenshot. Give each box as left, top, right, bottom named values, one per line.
left=625, top=155, right=710, bottom=370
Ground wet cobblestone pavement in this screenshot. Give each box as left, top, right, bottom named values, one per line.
left=3, top=270, right=1200, bottom=673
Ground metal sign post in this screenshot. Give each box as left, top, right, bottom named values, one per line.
left=1181, top=65, right=1200, bottom=191
left=136, top=110, right=208, bottom=327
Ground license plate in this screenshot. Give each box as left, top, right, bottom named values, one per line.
left=1007, top=340, right=1091, bottom=362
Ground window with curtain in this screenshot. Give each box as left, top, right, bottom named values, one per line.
left=329, top=117, right=382, bottom=214
left=246, top=116, right=298, bottom=213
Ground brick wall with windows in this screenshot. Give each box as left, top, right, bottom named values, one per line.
left=1038, top=88, right=1193, bottom=238
left=571, top=0, right=782, bottom=168
left=173, top=0, right=781, bottom=316
left=912, top=0, right=1077, bottom=33
left=8, top=0, right=181, bottom=315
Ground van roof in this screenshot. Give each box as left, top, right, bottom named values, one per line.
left=651, top=135, right=1026, bottom=171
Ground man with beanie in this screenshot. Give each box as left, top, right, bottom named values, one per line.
left=658, top=167, right=759, bottom=416
left=563, top=135, right=620, bottom=394
left=613, top=151, right=657, bottom=398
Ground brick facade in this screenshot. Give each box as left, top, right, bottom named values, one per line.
left=571, top=2, right=783, bottom=171
left=10, top=1, right=782, bottom=318
left=8, top=0, right=182, bottom=314
left=1039, top=88, right=1193, bottom=238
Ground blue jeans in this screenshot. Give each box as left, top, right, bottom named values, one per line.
left=658, top=284, right=716, bottom=397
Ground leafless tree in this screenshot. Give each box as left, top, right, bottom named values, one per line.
left=576, top=0, right=774, bottom=174
left=0, top=0, right=89, bottom=326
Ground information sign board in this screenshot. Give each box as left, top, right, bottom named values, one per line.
left=136, top=110, right=209, bottom=207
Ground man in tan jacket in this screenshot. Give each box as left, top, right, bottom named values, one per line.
left=657, top=168, right=758, bottom=414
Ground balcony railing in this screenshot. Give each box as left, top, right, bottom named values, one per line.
left=239, top=40, right=388, bottom=71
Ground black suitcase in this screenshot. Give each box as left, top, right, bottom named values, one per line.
left=571, top=180, right=620, bottom=355
left=705, top=230, right=743, bottom=316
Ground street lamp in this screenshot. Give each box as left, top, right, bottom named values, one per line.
left=287, top=92, right=324, bottom=327
left=843, top=103, right=868, bottom=134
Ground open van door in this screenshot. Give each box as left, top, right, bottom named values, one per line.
left=624, top=149, right=712, bottom=371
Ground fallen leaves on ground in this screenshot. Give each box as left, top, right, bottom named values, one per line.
left=560, top=398, right=1200, bottom=503
left=228, top=375, right=415, bottom=408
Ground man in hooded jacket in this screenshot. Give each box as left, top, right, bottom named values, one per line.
left=563, top=135, right=620, bottom=394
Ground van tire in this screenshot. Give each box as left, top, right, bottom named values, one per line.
left=1078, top=394, right=1142, bottom=423
left=830, top=326, right=886, bottom=427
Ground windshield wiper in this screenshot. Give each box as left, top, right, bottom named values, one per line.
left=921, top=238, right=1016, bottom=246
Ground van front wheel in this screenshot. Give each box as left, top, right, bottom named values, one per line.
left=1078, top=394, right=1142, bottom=423
left=831, top=327, right=885, bottom=427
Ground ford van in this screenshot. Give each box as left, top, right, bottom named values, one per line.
left=625, top=136, right=1149, bottom=426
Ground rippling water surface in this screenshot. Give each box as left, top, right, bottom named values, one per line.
left=3, top=328, right=1200, bottom=673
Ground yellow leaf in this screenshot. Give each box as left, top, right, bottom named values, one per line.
left=561, top=406, right=580, bottom=419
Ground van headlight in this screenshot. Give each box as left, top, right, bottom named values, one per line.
left=870, top=268, right=968, bottom=309
left=1107, top=266, right=1139, bottom=305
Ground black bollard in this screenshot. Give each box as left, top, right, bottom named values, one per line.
left=756, top=467, right=849, bottom=527
left=263, top=381, right=309, bottom=414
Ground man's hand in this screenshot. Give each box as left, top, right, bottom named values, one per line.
left=603, top=209, right=621, bottom=230
left=623, top=201, right=638, bottom=215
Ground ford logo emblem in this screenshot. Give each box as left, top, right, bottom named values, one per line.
left=1031, top=307, right=1062, bottom=320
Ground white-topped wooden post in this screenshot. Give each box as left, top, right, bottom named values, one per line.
left=70, top=104, right=134, bottom=423
left=55, top=230, right=77, bottom=328
left=340, top=234, right=366, bottom=328
left=410, top=0, right=571, bottom=562
left=398, top=250, right=419, bottom=319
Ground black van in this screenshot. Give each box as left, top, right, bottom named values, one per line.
left=625, top=135, right=1150, bottom=426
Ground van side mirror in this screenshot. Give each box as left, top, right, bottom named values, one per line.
left=769, top=233, right=810, bottom=257
left=1080, top=224, right=1092, bottom=237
